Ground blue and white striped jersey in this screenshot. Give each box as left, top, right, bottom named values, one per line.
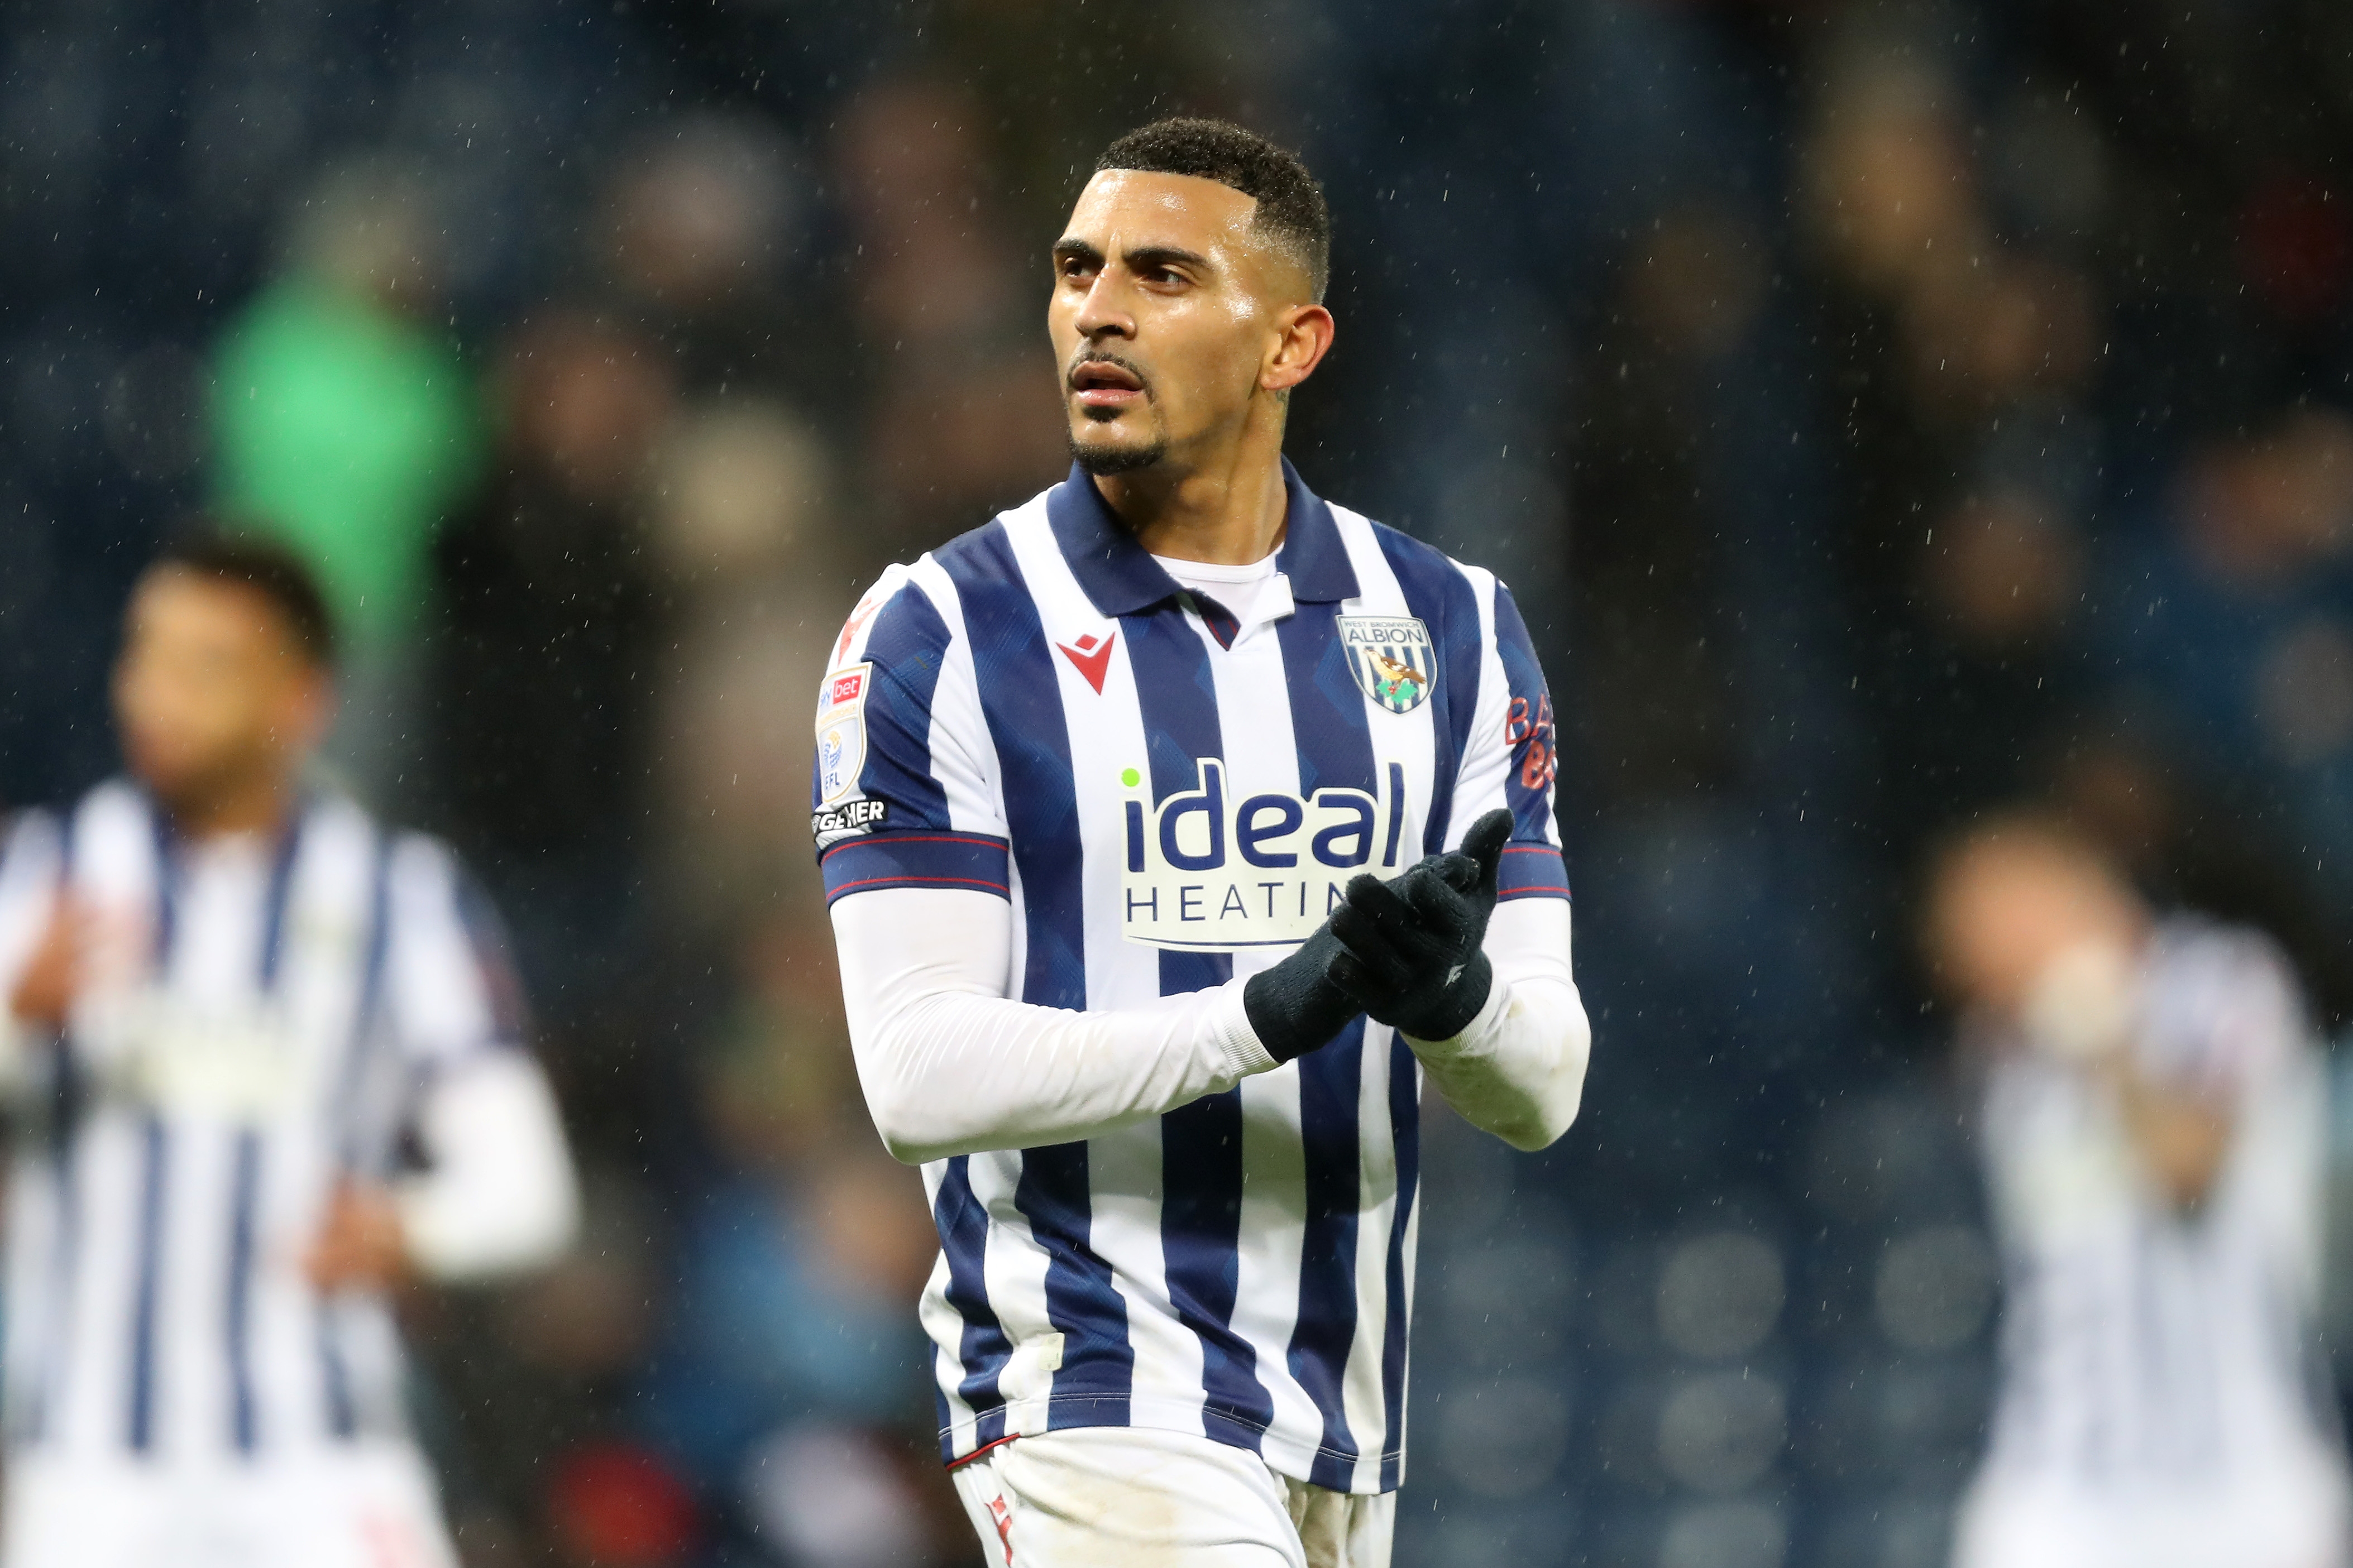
left=1978, top=919, right=2343, bottom=1493
left=811, top=462, right=1568, bottom=1491
left=0, top=781, right=529, bottom=1466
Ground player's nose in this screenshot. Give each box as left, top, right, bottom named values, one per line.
left=1072, top=271, right=1136, bottom=340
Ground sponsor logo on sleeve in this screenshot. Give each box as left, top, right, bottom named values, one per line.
left=1337, top=616, right=1435, bottom=714
left=811, top=798, right=889, bottom=845
left=815, top=662, right=872, bottom=805
left=1505, top=692, right=1557, bottom=789
left=1119, top=758, right=1417, bottom=949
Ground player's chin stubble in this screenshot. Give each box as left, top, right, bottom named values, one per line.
left=1069, top=425, right=1168, bottom=476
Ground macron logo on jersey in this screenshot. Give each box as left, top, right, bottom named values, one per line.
left=1120, top=758, right=1411, bottom=950
left=1057, top=630, right=1117, bottom=694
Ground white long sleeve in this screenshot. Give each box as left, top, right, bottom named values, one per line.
left=831, top=887, right=1276, bottom=1163
left=1404, top=898, right=1590, bottom=1150
left=833, top=885, right=1589, bottom=1163
left=395, top=1049, right=581, bottom=1281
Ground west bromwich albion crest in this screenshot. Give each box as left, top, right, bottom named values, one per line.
left=1337, top=616, right=1435, bottom=715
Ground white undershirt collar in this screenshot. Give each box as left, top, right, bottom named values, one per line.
left=1150, top=549, right=1295, bottom=635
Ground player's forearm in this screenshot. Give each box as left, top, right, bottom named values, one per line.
left=1405, top=900, right=1589, bottom=1151
left=863, top=984, right=1271, bottom=1162
left=834, top=888, right=1275, bottom=1163
left=396, top=1050, right=581, bottom=1281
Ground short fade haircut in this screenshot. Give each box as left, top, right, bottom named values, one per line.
left=1096, top=117, right=1331, bottom=301
left=149, top=527, right=338, bottom=669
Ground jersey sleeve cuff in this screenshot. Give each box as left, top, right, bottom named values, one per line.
left=1496, top=842, right=1571, bottom=902
left=1212, top=982, right=1279, bottom=1080
left=821, top=829, right=1012, bottom=905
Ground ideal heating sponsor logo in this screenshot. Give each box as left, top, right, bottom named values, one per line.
left=1120, top=759, right=1412, bottom=950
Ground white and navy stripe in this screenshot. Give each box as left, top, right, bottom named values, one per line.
left=812, top=462, right=1568, bottom=1491
left=0, top=783, right=525, bottom=1467
left=1979, top=920, right=2344, bottom=1492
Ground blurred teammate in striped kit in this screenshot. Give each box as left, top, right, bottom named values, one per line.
left=0, top=535, right=579, bottom=1568
left=1926, top=812, right=2350, bottom=1568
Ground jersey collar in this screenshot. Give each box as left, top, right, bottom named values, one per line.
left=1045, top=458, right=1361, bottom=618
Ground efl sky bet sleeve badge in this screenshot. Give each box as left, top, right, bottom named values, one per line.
left=815, top=662, right=872, bottom=805
left=1336, top=615, right=1436, bottom=714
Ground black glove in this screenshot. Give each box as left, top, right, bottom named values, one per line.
left=1242, top=921, right=1364, bottom=1064
left=1326, top=808, right=1513, bottom=1041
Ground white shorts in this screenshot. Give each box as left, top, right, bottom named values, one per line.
left=2, top=1440, right=460, bottom=1568
left=949, top=1426, right=1395, bottom=1568
left=1953, top=1460, right=2353, bottom=1568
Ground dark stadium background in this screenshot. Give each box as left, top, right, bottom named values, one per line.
left=4, top=2, right=2353, bottom=1564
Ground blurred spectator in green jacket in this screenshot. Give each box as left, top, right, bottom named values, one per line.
left=211, top=161, right=484, bottom=799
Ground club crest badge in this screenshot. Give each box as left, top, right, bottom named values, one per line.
left=815, top=663, right=872, bottom=804
left=1336, top=616, right=1436, bottom=715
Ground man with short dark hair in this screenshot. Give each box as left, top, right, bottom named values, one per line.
left=0, top=533, right=578, bottom=1568
left=814, top=118, right=1591, bottom=1565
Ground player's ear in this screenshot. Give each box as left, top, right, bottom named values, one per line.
left=1263, top=301, right=1335, bottom=394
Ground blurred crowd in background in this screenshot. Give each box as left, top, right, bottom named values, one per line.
left=3, top=1, right=2352, bottom=1565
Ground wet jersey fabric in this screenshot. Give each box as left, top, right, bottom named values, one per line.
left=810, top=462, right=1567, bottom=1492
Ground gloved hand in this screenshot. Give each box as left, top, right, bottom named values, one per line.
left=1326, top=809, right=1513, bottom=1042
left=1242, top=920, right=1364, bottom=1064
